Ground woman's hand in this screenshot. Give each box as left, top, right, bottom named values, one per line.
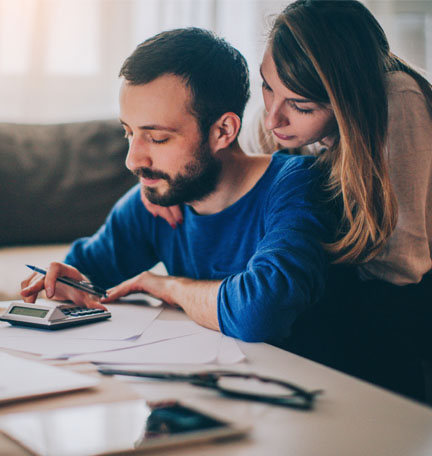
left=141, top=187, right=183, bottom=229
left=20, top=262, right=106, bottom=310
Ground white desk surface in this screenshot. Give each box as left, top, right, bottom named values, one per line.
left=1, top=306, right=432, bottom=456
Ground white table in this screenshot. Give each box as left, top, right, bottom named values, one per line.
left=1, top=306, right=432, bottom=456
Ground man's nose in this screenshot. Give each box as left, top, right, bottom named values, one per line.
left=264, top=102, right=289, bottom=131
left=125, top=138, right=152, bottom=171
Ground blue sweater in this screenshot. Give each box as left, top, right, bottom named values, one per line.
left=65, top=153, right=332, bottom=347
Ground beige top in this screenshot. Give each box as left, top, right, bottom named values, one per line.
left=239, top=72, right=432, bottom=285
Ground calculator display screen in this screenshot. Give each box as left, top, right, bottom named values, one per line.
left=10, top=306, right=49, bottom=318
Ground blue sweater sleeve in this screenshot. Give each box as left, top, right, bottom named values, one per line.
left=217, top=160, right=331, bottom=346
left=65, top=185, right=159, bottom=288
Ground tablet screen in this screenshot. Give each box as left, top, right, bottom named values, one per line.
left=143, top=401, right=225, bottom=438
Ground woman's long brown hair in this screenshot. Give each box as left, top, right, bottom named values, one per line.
left=270, top=0, right=432, bottom=263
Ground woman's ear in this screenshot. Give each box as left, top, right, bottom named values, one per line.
left=208, top=112, right=241, bottom=151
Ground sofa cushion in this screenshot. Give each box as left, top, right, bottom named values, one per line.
left=0, top=120, right=137, bottom=246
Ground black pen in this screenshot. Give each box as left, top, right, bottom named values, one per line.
left=26, top=264, right=108, bottom=298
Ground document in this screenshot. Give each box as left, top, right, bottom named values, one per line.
left=44, top=321, right=206, bottom=359
left=0, top=301, right=246, bottom=365
left=72, top=330, right=245, bottom=365
left=0, top=352, right=99, bottom=404
left=0, top=319, right=204, bottom=359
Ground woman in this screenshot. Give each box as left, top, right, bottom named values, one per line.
left=144, top=0, right=432, bottom=402
left=247, top=0, right=432, bottom=403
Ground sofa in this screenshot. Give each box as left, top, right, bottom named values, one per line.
left=0, top=119, right=137, bottom=301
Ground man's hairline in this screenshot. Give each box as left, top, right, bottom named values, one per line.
left=120, top=75, right=242, bottom=144
left=120, top=74, right=206, bottom=133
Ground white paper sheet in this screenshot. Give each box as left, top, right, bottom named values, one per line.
left=46, top=321, right=206, bottom=359
left=216, top=335, right=246, bottom=364
left=0, top=353, right=99, bottom=404
left=73, top=330, right=223, bottom=364
left=0, top=320, right=203, bottom=359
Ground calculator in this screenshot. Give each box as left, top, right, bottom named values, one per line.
left=0, top=300, right=111, bottom=330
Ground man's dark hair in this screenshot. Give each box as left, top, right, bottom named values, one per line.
left=119, top=28, right=250, bottom=138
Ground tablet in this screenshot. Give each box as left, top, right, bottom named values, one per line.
left=0, top=399, right=250, bottom=455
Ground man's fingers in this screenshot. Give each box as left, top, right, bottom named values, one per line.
left=82, top=296, right=107, bottom=310
left=20, top=271, right=38, bottom=289
left=102, top=279, right=139, bottom=303
left=19, top=261, right=107, bottom=310
left=45, top=262, right=83, bottom=298
left=21, top=273, right=46, bottom=303
left=21, top=274, right=45, bottom=298
left=102, top=284, right=128, bottom=303
left=22, top=293, right=38, bottom=303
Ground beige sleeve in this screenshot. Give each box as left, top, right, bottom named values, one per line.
left=358, top=85, right=432, bottom=284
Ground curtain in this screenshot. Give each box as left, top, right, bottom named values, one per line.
left=0, top=0, right=430, bottom=123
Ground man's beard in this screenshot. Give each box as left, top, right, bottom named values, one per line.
left=134, top=141, right=222, bottom=207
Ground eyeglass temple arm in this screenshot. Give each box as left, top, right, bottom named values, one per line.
left=192, top=371, right=324, bottom=400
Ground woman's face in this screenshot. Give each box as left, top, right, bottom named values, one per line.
left=260, top=48, right=336, bottom=149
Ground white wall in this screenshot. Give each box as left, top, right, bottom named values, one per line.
left=0, top=0, right=430, bottom=124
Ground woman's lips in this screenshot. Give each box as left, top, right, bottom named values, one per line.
left=273, top=130, right=296, bottom=141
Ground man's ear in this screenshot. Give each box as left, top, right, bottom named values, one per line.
left=208, top=112, right=241, bottom=151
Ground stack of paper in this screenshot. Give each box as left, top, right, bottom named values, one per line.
left=0, top=302, right=246, bottom=365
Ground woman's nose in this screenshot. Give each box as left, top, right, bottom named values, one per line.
left=264, top=103, right=290, bottom=131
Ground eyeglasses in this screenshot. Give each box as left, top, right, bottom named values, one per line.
left=98, top=368, right=323, bottom=410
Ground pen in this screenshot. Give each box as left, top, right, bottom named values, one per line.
left=26, top=264, right=108, bottom=298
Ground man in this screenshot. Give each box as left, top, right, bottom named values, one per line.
left=21, top=28, right=331, bottom=348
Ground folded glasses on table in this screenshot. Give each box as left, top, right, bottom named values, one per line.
left=98, top=368, right=323, bottom=410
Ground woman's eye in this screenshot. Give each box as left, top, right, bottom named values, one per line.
left=261, top=80, right=272, bottom=92
left=290, top=102, right=314, bottom=115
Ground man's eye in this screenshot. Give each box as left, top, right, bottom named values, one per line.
left=151, top=138, right=169, bottom=144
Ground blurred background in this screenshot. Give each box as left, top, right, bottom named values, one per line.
left=0, top=0, right=431, bottom=124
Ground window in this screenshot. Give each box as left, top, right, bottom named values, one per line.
left=0, top=0, right=430, bottom=123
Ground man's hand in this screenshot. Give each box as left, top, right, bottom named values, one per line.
left=102, top=271, right=221, bottom=331
left=141, top=187, right=183, bottom=229
left=20, top=262, right=106, bottom=310
left=102, top=270, right=173, bottom=305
